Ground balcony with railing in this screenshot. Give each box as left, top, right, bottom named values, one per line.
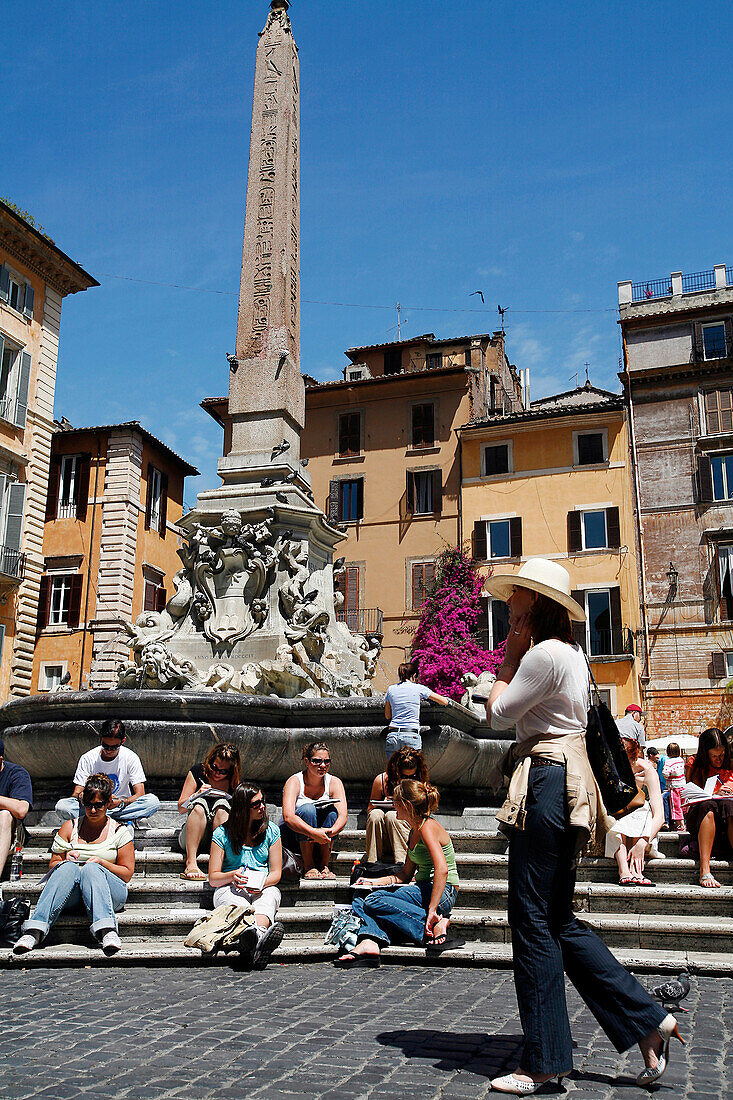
left=587, top=626, right=635, bottom=661
left=0, top=544, right=25, bottom=582
left=620, top=264, right=729, bottom=306
left=336, top=607, right=384, bottom=636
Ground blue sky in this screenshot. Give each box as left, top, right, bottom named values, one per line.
left=5, top=0, right=732, bottom=500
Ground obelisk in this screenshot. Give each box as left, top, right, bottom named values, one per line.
left=221, top=0, right=305, bottom=488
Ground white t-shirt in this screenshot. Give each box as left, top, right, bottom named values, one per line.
left=490, top=639, right=589, bottom=743
left=73, top=746, right=146, bottom=798
left=385, top=681, right=433, bottom=730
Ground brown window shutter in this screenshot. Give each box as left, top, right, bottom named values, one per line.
left=159, top=471, right=168, bottom=536
left=144, top=463, right=154, bottom=529
left=425, top=560, right=435, bottom=593
left=45, top=458, right=61, bottom=521
left=75, top=454, right=92, bottom=523
left=344, top=566, right=360, bottom=611
left=356, top=477, right=364, bottom=521
left=432, top=469, right=442, bottom=514
left=405, top=470, right=415, bottom=513
left=472, top=520, right=487, bottom=561
left=606, top=506, right=620, bottom=549
left=68, top=574, right=83, bottom=629
left=156, top=585, right=167, bottom=613
left=693, top=322, right=704, bottom=362
left=328, top=479, right=339, bottom=523
left=711, top=651, right=727, bottom=679
left=570, top=589, right=586, bottom=650
left=697, top=454, right=713, bottom=503
left=36, top=576, right=51, bottom=633
left=144, top=581, right=156, bottom=613
left=567, top=511, right=582, bottom=552
left=510, top=516, right=522, bottom=558
left=412, top=561, right=435, bottom=610
left=722, top=390, right=733, bottom=432
left=705, top=391, right=719, bottom=434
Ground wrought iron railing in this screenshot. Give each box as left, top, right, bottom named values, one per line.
left=0, top=393, right=15, bottom=423
left=0, top=544, right=25, bottom=581
left=588, top=626, right=635, bottom=659
left=336, top=607, right=384, bottom=636
left=631, top=278, right=672, bottom=302
left=682, top=269, right=716, bottom=294
left=631, top=268, right=723, bottom=303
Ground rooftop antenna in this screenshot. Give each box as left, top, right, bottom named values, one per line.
left=569, top=372, right=579, bottom=388
left=584, top=360, right=590, bottom=385
left=497, top=304, right=506, bottom=335
left=396, top=302, right=408, bottom=340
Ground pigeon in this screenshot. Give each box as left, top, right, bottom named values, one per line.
left=275, top=492, right=289, bottom=504
left=470, top=290, right=485, bottom=304
left=260, top=476, right=278, bottom=488
left=271, top=439, right=290, bottom=460
left=301, top=457, right=310, bottom=467
left=227, top=353, right=239, bottom=373
left=283, top=469, right=298, bottom=483
left=651, top=972, right=691, bottom=1012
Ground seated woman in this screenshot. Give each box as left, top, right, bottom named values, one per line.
left=281, top=742, right=348, bottom=880
left=14, top=774, right=134, bottom=956
left=208, top=783, right=284, bottom=969
left=683, top=727, right=733, bottom=889
left=177, top=743, right=241, bottom=880
left=605, top=726, right=664, bottom=886
left=335, top=779, right=460, bottom=967
left=365, top=747, right=428, bottom=866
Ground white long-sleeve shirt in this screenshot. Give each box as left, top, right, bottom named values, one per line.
left=490, top=639, right=589, bottom=743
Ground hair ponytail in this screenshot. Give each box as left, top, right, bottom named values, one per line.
left=393, top=778, right=439, bottom=818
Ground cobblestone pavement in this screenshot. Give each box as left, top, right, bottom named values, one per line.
left=0, top=965, right=729, bottom=1099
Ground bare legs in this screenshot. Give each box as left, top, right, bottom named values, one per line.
left=0, top=809, right=13, bottom=877
left=183, top=804, right=229, bottom=877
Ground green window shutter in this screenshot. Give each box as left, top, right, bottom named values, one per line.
left=14, top=351, right=31, bottom=428
left=606, top=507, right=621, bottom=549
left=472, top=521, right=487, bottom=561
left=4, top=481, right=26, bottom=551
left=23, top=283, right=34, bottom=320
left=0, top=266, right=9, bottom=304
left=567, top=511, right=582, bottom=552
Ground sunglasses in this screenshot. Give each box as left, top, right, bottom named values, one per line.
left=310, top=758, right=330, bottom=767
left=250, top=798, right=265, bottom=809
left=100, top=741, right=122, bottom=752
left=83, top=800, right=107, bottom=810
left=209, top=763, right=233, bottom=776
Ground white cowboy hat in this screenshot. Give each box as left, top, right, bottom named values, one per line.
left=485, top=558, right=586, bottom=621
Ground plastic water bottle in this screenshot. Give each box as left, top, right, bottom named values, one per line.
left=10, top=841, right=23, bottom=881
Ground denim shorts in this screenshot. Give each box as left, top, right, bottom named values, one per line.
left=385, top=730, right=422, bottom=758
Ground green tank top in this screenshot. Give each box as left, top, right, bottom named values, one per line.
left=407, top=834, right=460, bottom=886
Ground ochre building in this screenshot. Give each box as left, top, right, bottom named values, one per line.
left=0, top=200, right=97, bottom=702
left=459, top=383, right=641, bottom=716
left=31, top=421, right=197, bottom=693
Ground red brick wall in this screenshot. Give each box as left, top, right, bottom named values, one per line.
left=645, top=688, right=733, bottom=741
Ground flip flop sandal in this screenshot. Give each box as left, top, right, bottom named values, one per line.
left=425, top=935, right=466, bottom=954
left=334, top=953, right=381, bottom=968
left=304, top=868, right=321, bottom=879
left=700, top=873, right=722, bottom=888
left=320, top=868, right=337, bottom=879
left=633, top=876, right=656, bottom=887
left=619, top=877, right=638, bottom=887
left=180, top=869, right=206, bottom=881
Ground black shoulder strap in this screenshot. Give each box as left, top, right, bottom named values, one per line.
left=582, top=646, right=600, bottom=705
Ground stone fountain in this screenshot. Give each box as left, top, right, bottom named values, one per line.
left=0, top=1, right=507, bottom=796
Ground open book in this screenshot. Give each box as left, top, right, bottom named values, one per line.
left=311, top=797, right=341, bottom=811
left=231, top=867, right=268, bottom=893
left=682, top=776, right=733, bottom=806
left=182, top=787, right=233, bottom=811
left=369, top=800, right=395, bottom=811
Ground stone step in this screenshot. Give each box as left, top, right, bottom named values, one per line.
left=14, top=847, right=733, bottom=889
left=2, top=908, right=732, bottom=966
left=5, top=874, right=733, bottom=918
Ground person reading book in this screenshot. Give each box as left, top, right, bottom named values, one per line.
left=177, top=743, right=241, bottom=880
left=280, top=742, right=347, bottom=879
left=208, top=783, right=284, bottom=969
left=365, top=748, right=429, bottom=865
left=335, top=779, right=460, bottom=968
left=682, top=728, right=733, bottom=889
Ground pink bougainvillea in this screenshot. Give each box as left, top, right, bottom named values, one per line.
left=410, top=546, right=507, bottom=700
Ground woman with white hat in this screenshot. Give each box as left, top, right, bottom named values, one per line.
left=484, top=558, right=682, bottom=1094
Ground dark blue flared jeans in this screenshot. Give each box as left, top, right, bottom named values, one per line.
left=507, top=762, right=665, bottom=1075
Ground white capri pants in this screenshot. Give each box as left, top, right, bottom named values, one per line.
left=212, top=885, right=281, bottom=925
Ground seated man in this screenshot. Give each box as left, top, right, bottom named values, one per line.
left=55, top=719, right=159, bottom=825
left=0, top=737, right=33, bottom=876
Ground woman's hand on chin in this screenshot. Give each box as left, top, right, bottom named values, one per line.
left=504, top=612, right=532, bottom=664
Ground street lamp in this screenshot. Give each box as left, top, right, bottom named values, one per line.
left=666, top=561, right=679, bottom=595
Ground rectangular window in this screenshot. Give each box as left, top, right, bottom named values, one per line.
left=490, top=598, right=510, bottom=649
left=145, top=464, right=168, bottom=536
left=8, top=277, right=24, bottom=313
left=489, top=519, right=511, bottom=558
left=57, top=455, right=79, bottom=519
left=718, top=545, right=733, bottom=621
left=148, top=468, right=162, bottom=529
left=49, top=576, right=73, bottom=625
left=483, top=444, right=510, bottom=476
left=576, top=432, right=605, bottom=465
left=338, top=412, right=361, bottom=457
left=582, top=509, right=608, bottom=550
left=586, top=589, right=612, bottom=656
left=43, top=664, right=65, bottom=691
left=411, top=403, right=435, bottom=449
left=703, top=322, right=727, bottom=361
left=384, top=348, right=402, bottom=375
left=425, top=353, right=442, bottom=370
left=725, top=652, right=733, bottom=679
left=0, top=341, right=18, bottom=423
left=704, top=389, right=733, bottom=434
left=348, top=370, right=363, bottom=381
left=411, top=471, right=434, bottom=514
left=712, top=454, right=733, bottom=500
left=338, top=479, right=363, bottom=523
left=144, top=576, right=166, bottom=613
left=412, top=561, right=435, bottom=610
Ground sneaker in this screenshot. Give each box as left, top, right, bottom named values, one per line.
left=101, top=930, right=122, bottom=956
left=252, top=921, right=285, bottom=970
left=13, top=933, right=39, bottom=955
left=236, top=924, right=259, bottom=968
